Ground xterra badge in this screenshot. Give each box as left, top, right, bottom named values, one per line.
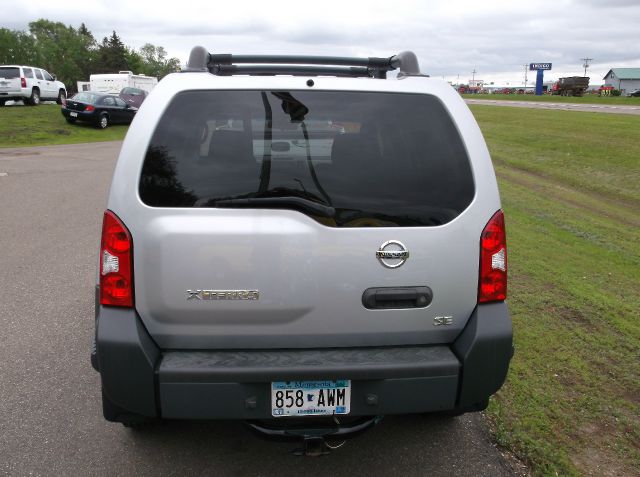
left=187, top=290, right=260, bottom=301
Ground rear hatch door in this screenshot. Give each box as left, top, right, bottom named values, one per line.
left=128, top=89, right=482, bottom=349
left=0, top=67, right=21, bottom=95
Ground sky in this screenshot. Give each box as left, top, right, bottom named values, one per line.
left=2, top=0, right=640, bottom=86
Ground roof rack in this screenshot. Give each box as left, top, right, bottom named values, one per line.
left=183, top=46, right=426, bottom=79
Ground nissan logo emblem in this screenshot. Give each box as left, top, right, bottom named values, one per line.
left=376, top=240, right=409, bottom=268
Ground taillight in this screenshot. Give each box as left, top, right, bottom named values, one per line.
left=85, top=105, right=95, bottom=112
left=100, top=210, right=134, bottom=307
left=478, top=210, right=507, bottom=303
left=21, top=77, right=26, bottom=88
left=61, top=97, right=66, bottom=107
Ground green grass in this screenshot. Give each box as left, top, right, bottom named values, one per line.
left=0, top=104, right=128, bottom=147
left=470, top=105, right=640, bottom=476
left=464, top=93, right=640, bottom=106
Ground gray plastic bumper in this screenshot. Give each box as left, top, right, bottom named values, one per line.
left=95, top=302, right=512, bottom=420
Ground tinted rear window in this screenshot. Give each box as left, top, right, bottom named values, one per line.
left=71, top=92, right=99, bottom=104
left=0, top=67, right=20, bottom=79
left=121, top=87, right=143, bottom=95
left=139, top=91, right=474, bottom=227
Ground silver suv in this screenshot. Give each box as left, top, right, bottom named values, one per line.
left=93, top=46, right=512, bottom=445
left=0, top=65, right=66, bottom=105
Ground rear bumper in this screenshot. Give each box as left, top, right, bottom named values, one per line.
left=0, top=91, right=26, bottom=101
left=95, top=302, right=512, bottom=420
left=61, top=108, right=96, bottom=123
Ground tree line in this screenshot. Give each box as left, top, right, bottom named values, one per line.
left=0, top=19, right=181, bottom=92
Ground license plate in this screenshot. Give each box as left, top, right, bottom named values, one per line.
left=70, top=112, right=78, bottom=117
left=271, top=380, right=351, bottom=417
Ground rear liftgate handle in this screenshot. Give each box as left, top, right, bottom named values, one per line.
left=362, top=287, right=433, bottom=310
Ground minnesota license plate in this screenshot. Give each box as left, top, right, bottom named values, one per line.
left=271, top=380, right=351, bottom=417
left=70, top=112, right=78, bottom=117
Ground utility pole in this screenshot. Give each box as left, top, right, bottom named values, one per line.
left=581, top=57, right=593, bottom=77
left=471, top=69, right=477, bottom=91
left=523, top=64, right=529, bottom=88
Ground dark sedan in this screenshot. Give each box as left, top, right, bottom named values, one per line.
left=119, top=87, right=148, bottom=108
left=61, top=92, right=137, bottom=128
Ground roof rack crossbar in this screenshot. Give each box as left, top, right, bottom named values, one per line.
left=210, top=54, right=392, bottom=69
left=184, top=46, right=425, bottom=78
left=214, top=65, right=379, bottom=78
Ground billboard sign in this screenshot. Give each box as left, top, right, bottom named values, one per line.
left=530, top=63, right=552, bottom=70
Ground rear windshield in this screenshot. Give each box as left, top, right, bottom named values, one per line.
left=0, top=67, right=20, bottom=79
left=71, top=92, right=99, bottom=104
left=121, top=87, right=144, bottom=95
left=139, top=90, right=474, bottom=227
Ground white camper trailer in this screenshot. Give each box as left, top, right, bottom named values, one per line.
left=89, top=71, right=157, bottom=95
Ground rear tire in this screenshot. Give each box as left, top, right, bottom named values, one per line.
left=97, top=113, right=109, bottom=129
left=0, top=100, right=5, bottom=107
left=27, top=88, right=40, bottom=106
left=56, top=89, right=66, bottom=104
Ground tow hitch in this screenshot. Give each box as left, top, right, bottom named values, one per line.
left=295, top=436, right=332, bottom=457
left=246, top=415, right=382, bottom=456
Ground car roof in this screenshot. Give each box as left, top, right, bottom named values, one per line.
left=74, top=91, right=112, bottom=98
left=0, top=65, right=45, bottom=69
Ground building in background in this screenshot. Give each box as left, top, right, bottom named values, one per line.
left=468, top=79, right=484, bottom=92
left=602, top=68, right=640, bottom=95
